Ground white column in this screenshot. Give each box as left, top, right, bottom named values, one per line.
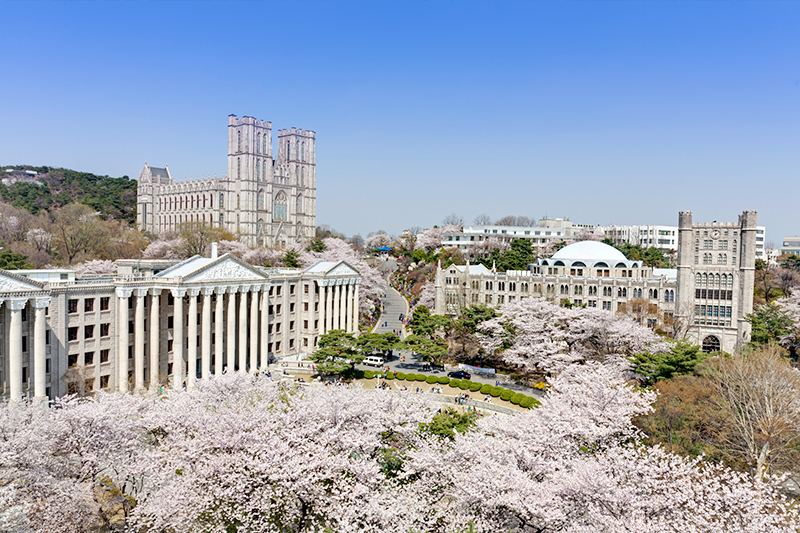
left=325, top=285, right=333, bottom=333
left=33, top=297, right=49, bottom=402
left=8, top=299, right=26, bottom=401
left=354, top=283, right=360, bottom=333
left=186, top=288, right=199, bottom=390
left=227, top=287, right=238, bottom=372
left=134, top=289, right=147, bottom=392
left=116, top=288, right=132, bottom=393
left=260, top=285, right=270, bottom=370
left=171, top=288, right=186, bottom=390
left=149, top=289, right=161, bottom=392
left=201, top=288, right=214, bottom=379
left=343, top=284, right=350, bottom=333
left=215, top=287, right=225, bottom=375
left=249, top=286, right=259, bottom=373
left=333, top=283, right=341, bottom=331
left=318, top=283, right=326, bottom=335
left=239, top=286, right=249, bottom=372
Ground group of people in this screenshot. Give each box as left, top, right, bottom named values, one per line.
left=456, top=393, right=470, bottom=405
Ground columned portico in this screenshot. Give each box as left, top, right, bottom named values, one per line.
left=239, top=286, right=249, bottom=372
left=249, top=286, right=259, bottom=373
left=201, top=288, right=214, bottom=379
left=186, top=288, right=200, bottom=389
left=7, top=299, right=27, bottom=401
left=351, top=282, right=359, bottom=333
left=33, top=297, right=50, bottom=402
left=171, top=288, right=186, bottom=389
left=325, top=285, right=333, bottom=333
left=215, top=287, right=225, bottom=375
left=149, top=289, right=161, bottom=391
left=333, top=284, right=340, bottom=331
left=318, top=283, right=327, bottom=334
left=260, top=286, right=270, bottom=369
left=116, top=288, right=132, bottom=393
left=226, top=287, right=238, bottom=371
left=134, top=288, right=148, bottom=392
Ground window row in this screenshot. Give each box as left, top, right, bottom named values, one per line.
left=68, top=297, right=111, bottom=313
left=695, top=305, right=732, bottom=318
left=695, top=273, right=733, bottom=288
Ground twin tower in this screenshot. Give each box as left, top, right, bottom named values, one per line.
left=136, top=114, right=317, bottom=249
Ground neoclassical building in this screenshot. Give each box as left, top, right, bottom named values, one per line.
left=435, top=211, right=757, bottom=354
left=137, top=114, right=317, bottom=248
left=0, top=248, right=359, bottom=402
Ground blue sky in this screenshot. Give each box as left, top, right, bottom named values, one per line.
left=1, top=1, right=798, bottom=243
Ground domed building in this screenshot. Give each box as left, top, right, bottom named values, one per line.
left=434, top=211, right=758, bottom=354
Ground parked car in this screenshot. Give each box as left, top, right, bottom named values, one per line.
left=447, top=370, right=471, bottom=380
left=363, top=356, right=385, bottom=367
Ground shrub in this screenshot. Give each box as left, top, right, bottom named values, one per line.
left=415, top=374, right=427, bottom=382
left=448, top=379, right=461, bottom=389
left=458, top=380, right=471, bottom=390
left=352, top=369, right=365, bottom=379
left=480, top=384, right=492, bottom=395
left=500, top=389, right=514, bottom=401
left=396, top=372, right=405, bottom=380
left=490, top=386, right=503, bottom=397
left=437, top=376, right=450, bottom=385
left=405, top=373, right=416, bottom=381
left=386, top=373, right=395, bottom=380
left=364, top=370, right=375, bottom=379
left=519, top=396, right=541, bottom=409
left=510, top=393, right=524, bottom=405
left=469, top=382, right=482, bottom=392
left=426, top=375, right=438, bottom=384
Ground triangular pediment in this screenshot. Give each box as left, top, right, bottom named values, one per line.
left=326, top=262, right=359, bottom=277
left=0, top=270, right=45, bottom=291
left=183, top=255, right=267, bottom=282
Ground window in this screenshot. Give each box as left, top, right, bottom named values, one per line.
left=21, top=336, right=27, bottom=353
left=100, top=297, right=110, bottom=311
left=274, top=192, right=288, bottom=222
left=68, top=299, right=79, bottom=314
left=68, top=327, right=79, bottom=341
left=45, top=330, right=50, bottom=345
left=68, top=354, right=78, bottom=367
left=168, top=316, right=174, bottom=328
left=290, top=321, right=295, bottom=331
left=85, top=351, right=94, bottom=365
left=275, top=323, right=281, bottom=333
left=304, top=320, right=309, bottom=329
left=101, top=349, right=110, bottom=363
left=100, top=375, right=109, bottom=389
left=100, top=323, right=110, bottom=337
left=85, top=299, right=95, bottom=313
left=84, top=325, right=94, bottom=339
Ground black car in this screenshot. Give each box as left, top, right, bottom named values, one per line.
left=447, top=370, right=471, bottom=380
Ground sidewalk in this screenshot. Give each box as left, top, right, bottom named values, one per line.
left=372, top=267, right=410, bottom=339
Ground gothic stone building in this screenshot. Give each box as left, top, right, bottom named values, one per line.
left=137, top=114, right=317, bottom=249
left=0, top=250, right=360, bottom=402
left=435, top=211, right=757, bottom=354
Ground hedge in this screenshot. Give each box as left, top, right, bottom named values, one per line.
left=437, top=376, right=450, bottom=385
left=469, top=382, right=482, bottom=392
left=405, top=374, right=416, bottom=381
left=386, top=373, right=394, bottom=380
left=479, top=384, right=492, bottom=395
left=458, top=380, right=471, bottom=390
left=396, top=372, right=406, bottom=380
left=364, top=370, right=375, bottom=379
left=415, top=374, right=427, bottom=382
left=489, top=386, right=503, bottom=397
left=510, top=393, right=524, bottom=405
left=500, top=389, right=514, bottom=401
left=519, top=397, right=541, bottom=409
left=448, top=379, right=461, bottom=389
left=426, top=375, right=438, bottom=384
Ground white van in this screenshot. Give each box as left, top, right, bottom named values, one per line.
left=363, top=356, right=384, bottom=367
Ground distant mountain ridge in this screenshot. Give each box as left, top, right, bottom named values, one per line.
left=0, top=165, right=137, bottom=223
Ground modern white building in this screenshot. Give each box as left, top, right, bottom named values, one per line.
left=595, top=224, right=679, bottom=253
left=779, top=236, right=800, bottom=257
left=441, top=217, right=594, bottom=254
left=0, top=249, right=360, bottom=402
left=137, top=114, right=317, bottom=249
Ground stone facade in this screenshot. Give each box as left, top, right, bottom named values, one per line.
left=0, top=253, right=359, bottom=402
left=137, top=115, right=317, bottom=249
left=675, top=210, right=757, bottom=354
left=435, top=211, right=757, bottom=355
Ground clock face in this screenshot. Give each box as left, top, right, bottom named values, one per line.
left=711, top=229, right=721, bottom=239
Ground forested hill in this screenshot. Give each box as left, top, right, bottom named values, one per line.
left=0, top=165, right=137, bottom=223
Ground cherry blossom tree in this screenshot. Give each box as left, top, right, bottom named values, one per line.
left=364, top=233, right=392, bottom=250
left=216, top=239, right=250, bottom=257
left=478, top=297, right=670, bottom=375
left=142, top=238, right=182, bottom=259
left=413, top=281, right=435, bottom=311
left=73, top=259, right=117, bottom=276
left=414, top=225, right=462, bottom=253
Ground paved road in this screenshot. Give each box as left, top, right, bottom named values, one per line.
left=371, top=259, right=408, bottom=338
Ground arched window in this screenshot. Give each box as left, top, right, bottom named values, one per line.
left=237, top=158, right=241, bottom=179
left=653, top=289, right=658, bottom=299
left=263, top=136, right=267, bottom=155
left=301, top=142, right=304, bottom=161
left=256, top=133, right=261, bottom=154
left=715, top=274, right=720, bottom=286
left=219, top=193, right=224, bottom=209
left=274, top=191, right=288, bottom=222
left=296, top=194, right=303, bottom=213
left=702, top=335, right=720, bottom=353
left=203, top=195, right=206, bottom=208
left=237, top=194, right=240, bottom=209
left=300, top=167, right=304, bottom=187
left=210, top=194, right=213, bottom=208
left=286, top=140, right=290, bottom=159
left=696, top=273, right=702, bottom=285
left=257, top=189, right=265, bottom=210
left=256, top=160, right=260, bottom=180
left=237, top=131, right=241, bottom=152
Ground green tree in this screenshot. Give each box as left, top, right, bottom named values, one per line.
left=409, top=305, right=450, bottom=339
left=452, top=304, right=497, bottom=352
left=0, top=250, right=34, bottom=270
left=404, top=334, right=448, bottom=363
left=309, top=329, right=362, bottom=374
left=283, top=249, right=301, bottom=268
left=357, top=332, right=401, bottom=355
left=628, top=340, right=707, bottom=384
left=780, top=254, right=800, bottom=273
left=476, top=238, right=536, bottom=272
left=746, top=303, right=797, bottom=346
left=176, top=221, right=236, bottom=258
left=420, top=408, right=477, bottom=440
left=307, top=238, right=326, bottom=253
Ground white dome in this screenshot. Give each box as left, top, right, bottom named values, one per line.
left=551, top=241, right=627, bottom=262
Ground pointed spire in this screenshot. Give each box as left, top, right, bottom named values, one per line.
left=492, top=260, right=496, bottom=273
